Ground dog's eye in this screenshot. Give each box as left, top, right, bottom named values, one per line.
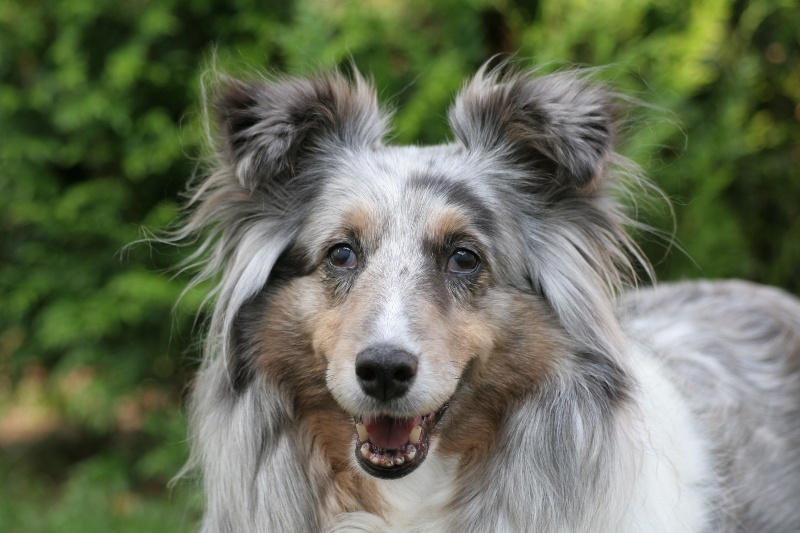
left=447, top=249, right=480, bottom=274
left=329, top=244, right=358, bottom=269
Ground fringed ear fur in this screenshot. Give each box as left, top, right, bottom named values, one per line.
left=213, top=70, right=390, bottom=192
left=448, top=65, right=618, bottom=193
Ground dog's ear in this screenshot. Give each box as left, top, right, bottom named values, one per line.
left=448, top=66, right=617, bottom=192
left=213, top=71, right=389, bottom=191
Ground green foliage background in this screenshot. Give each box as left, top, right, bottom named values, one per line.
left=1, top=0, right=798, bottom=529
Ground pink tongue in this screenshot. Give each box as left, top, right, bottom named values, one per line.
left=362, top=416, right=420, bottom=450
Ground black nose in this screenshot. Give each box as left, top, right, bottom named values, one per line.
left=355, top=345, right=418, bottom=401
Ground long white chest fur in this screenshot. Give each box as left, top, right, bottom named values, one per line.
left=611, top=348, right=713, bottom=532
left=328, top=455, right=460, bottom=532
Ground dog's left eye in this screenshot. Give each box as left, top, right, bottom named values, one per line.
left=447, top=249, right=480, bottom=274
left=328, top=244, right=358, bottom=269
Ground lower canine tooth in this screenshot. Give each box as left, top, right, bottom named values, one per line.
left=409, top=426, right=422, bottom=443
left=405, top=444, right=416, bottom=461
left=356, top=423, right=368, bottom=442
left=360, top=443, right=370, bottom=459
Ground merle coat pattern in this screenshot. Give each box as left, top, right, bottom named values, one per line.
left=173, top=64, right=800, bottom=532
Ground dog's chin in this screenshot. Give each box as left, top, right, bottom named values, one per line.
left=352, top=403, right=449, bottom=480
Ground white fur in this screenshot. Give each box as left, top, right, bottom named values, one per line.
left=613, top=345, right=712, bottom=532
left=328, top=454, right=460, bottom=533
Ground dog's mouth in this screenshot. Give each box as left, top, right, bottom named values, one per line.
left=353, top=404, right=448, bottom=479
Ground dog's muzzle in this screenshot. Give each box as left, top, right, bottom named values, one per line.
left=351, top=344, right=448, bottom=479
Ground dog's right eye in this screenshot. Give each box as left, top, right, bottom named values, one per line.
left=328, top=245, right=358, bottom=269
left=447, top=248, right=480, bottom=274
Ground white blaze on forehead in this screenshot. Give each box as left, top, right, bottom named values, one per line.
left=367, top=228, right=421, bottom=350
left=373, top=273, right=414, bottom=345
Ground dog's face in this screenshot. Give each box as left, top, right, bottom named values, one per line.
left=300, top=149, right=505, bottom=478
left=212, top=67, right=629, bottom=480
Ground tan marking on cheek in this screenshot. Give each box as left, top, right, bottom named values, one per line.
left=254, top=278, right=326, bottom=355
left=314, top=282, right=377, bottom=372
left=437, top=289, right=566, bottom=460
left=247, top=277, right=385, bottom=518
left=451, top=310, right=497, bottom=364
left=417, top=288, right=496, bottom=364
left=251, top=278, right=337, bottom=413
left=312, top=309, right=343, bottom=360
left=416, top=310, right=495, bottom=386
left=307, top=413, right=385, bottom=518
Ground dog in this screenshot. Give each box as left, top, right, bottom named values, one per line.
left=173, top=63, right=800, bottom=532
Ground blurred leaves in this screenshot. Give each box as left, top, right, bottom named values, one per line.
left=0, top=0, right=798, bottom=528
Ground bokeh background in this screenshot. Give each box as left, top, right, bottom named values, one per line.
left=1, top=0, right=798, bottom=530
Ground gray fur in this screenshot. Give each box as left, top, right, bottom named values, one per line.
left=620, top=280, right=800, bottom=531
left=171, top=63, right=800, bottom=532
left=449, top=64, right=617, bottom=190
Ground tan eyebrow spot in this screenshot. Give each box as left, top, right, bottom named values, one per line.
left=345, top=201, right=376, bottom=237
left=425, top=207, right=472, bottom=244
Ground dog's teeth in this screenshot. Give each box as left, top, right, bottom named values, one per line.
left=370, top=454, right=382, bottom=465
left=394, top=456, right=405, bottom=466
left=360, top=443, right=370, bottom=459
left=409, top=426, right=422, bottom=444
left=383, top=456, right=394, bottom=468
left=356, top=423, right=368, bottom=442
left=405, top=445, right=416, bottom=462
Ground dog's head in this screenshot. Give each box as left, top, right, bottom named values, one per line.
left=198, top=65, right=639, bottom=480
